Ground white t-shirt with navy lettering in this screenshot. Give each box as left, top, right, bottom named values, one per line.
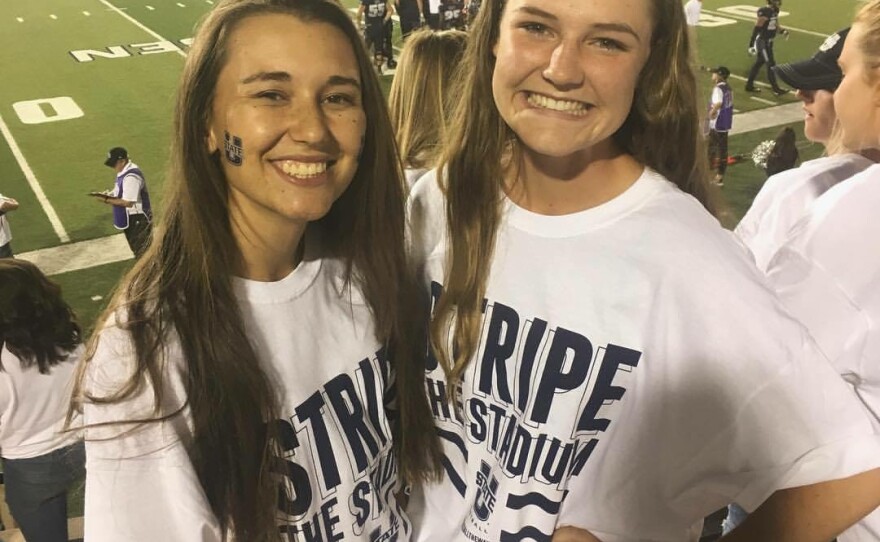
left=83, top=254, right=407, bottom=541
left=406, top=167, right=880, bottom=542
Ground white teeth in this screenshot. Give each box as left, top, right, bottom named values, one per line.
left=528, top=93, right=588, bottom=115
left=280, top=160, right=328, bottom=178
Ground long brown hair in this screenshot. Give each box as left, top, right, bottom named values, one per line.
left=72, top=1, right=440, bottom=540
left=431, top=0, right=712, bottom=389
left=389, top=29, right=468, bottom=171
left=0, top=259, right=81, bottom=374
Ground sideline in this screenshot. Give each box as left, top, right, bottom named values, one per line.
left=0, top=113, right=70, bottom=243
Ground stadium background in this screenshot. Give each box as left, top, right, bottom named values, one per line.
left=0, top=1, right=863, bottom=538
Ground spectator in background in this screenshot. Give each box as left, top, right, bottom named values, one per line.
left=757, top=3, right=880, bottom=538
left=89, top=147, right=153, bottom=258
left=726, top=25, right=878, bottom=534
left=389, top=29, right=467, bottom=187
left=745, top=0, right=789, bottom=95
left=707, top=66, right=734, bottom=186
left=765, top=126, right=799, bottom=176
left=735, top=27, right=874, bottom=272
left=0, top=194, right=19, bottom=259
left=0, top=259, right=85, bottom=542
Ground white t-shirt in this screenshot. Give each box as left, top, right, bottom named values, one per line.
left=427, top=0, right=440, bottom=15
left=0, top=345, right=81, bottom=459
left=83, top=255, right=408, bottom=541
left=765, top=164, right=880, bottom=541
left=119, top=161, right=147, bottom=216
left=736, top=153, right=873, bottom=271
left=0, top=193, right=12, bottom=247
left=684, top=0, right=701, bottom=26
left=407, top=168, right=880, bottom=542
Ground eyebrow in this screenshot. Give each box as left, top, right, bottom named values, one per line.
left=240, top=71, right=291, bottom=85
left=239, top=72, right=361, bottom=89
left=514, top=6, right=642, bottom=43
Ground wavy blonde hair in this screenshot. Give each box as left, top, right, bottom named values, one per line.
left=431, top=0, right=712, bottom=390
left=389, top=29, right=468, bottom=171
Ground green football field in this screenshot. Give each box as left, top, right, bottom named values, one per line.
left=0, top=0, right=861, bottom=330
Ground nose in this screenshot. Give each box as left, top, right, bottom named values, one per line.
left=542, top=41, right=584, bottom=90
left=288, top=99, right=332, bottom=146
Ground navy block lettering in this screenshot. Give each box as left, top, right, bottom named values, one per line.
left=532, top=329, right=593, bottom=424
left=577, top=344, right=641, bottom=432
left=477, top=302, right=518, bottom=404
left=325, top=373, right=380, bottom=473
left=295, top=391, right=341, bottom=490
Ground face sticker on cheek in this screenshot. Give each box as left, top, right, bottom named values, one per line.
left=224, top=131, right=244, bottom=166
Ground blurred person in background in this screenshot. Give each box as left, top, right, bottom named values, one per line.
left=0, top=259, right=84, bottom=542
left=388, top=29, right=467, bottom=187
left=0, top=194, right=19, bottom=259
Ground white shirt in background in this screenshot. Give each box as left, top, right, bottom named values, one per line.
left=735, top=153, right=873, bottom=271
left=684, top=0, right=702, bottom=26
left=0, top=345, right=81, bottom=459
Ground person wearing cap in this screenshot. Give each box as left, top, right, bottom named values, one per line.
left=745, top=0, right=789, bottom=95
left=724, top=26, right=879, bottom=535
left=90, top=147, right=153, bottom=258
left=707, top=66, right=734, bottom=186
left=0, top=194, right=19, bottom=259
left=735, top=27, right=875, bottom=272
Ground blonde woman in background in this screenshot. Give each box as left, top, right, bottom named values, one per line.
left=389, top=29, right=467, bottom=188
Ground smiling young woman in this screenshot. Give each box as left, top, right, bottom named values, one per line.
left=406, top=0, right=880, bottom=540
left=71, top=1, right=441, bottom=541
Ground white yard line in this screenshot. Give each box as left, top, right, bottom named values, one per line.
left=97, top=0, right=186, bottom=57
left=19, top=234, right=132, bottom=276
left=750, top=96, right=777, bottom=105
left=0, top=114, right=70, bottom=243
left=702, top=8, right=828, bottom=38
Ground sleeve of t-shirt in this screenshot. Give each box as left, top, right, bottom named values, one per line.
left=120, top=174, right=142, bottom=203
left=711, top=87, right=723, bottom=106
left=82, top=323, right=223, bottom=542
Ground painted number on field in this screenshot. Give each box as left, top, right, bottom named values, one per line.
left=12, top=97, right=84, bottom=125
left=698, top=13, right=736, bottom=27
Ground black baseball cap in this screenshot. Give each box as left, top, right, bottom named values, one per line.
left=712, top=66, right=731, bottom=79
left=773, top=28, right=849, bottom=91
left=104, top=147, right=128, bottom=167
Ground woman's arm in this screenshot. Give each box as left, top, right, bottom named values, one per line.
left=722, top=468, right=880, bottom=542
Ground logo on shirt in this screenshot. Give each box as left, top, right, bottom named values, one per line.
left=473, top=461, right=499, bottom=521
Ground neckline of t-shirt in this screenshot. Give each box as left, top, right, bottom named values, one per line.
left=232, top=253, right=323, bottom=304
left=503, top=167, right=664, bottom=237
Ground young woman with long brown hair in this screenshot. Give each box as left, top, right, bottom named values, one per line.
left=73, top=1, right=440, bottom=540
left=406, top=0, right=880, bottom=540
